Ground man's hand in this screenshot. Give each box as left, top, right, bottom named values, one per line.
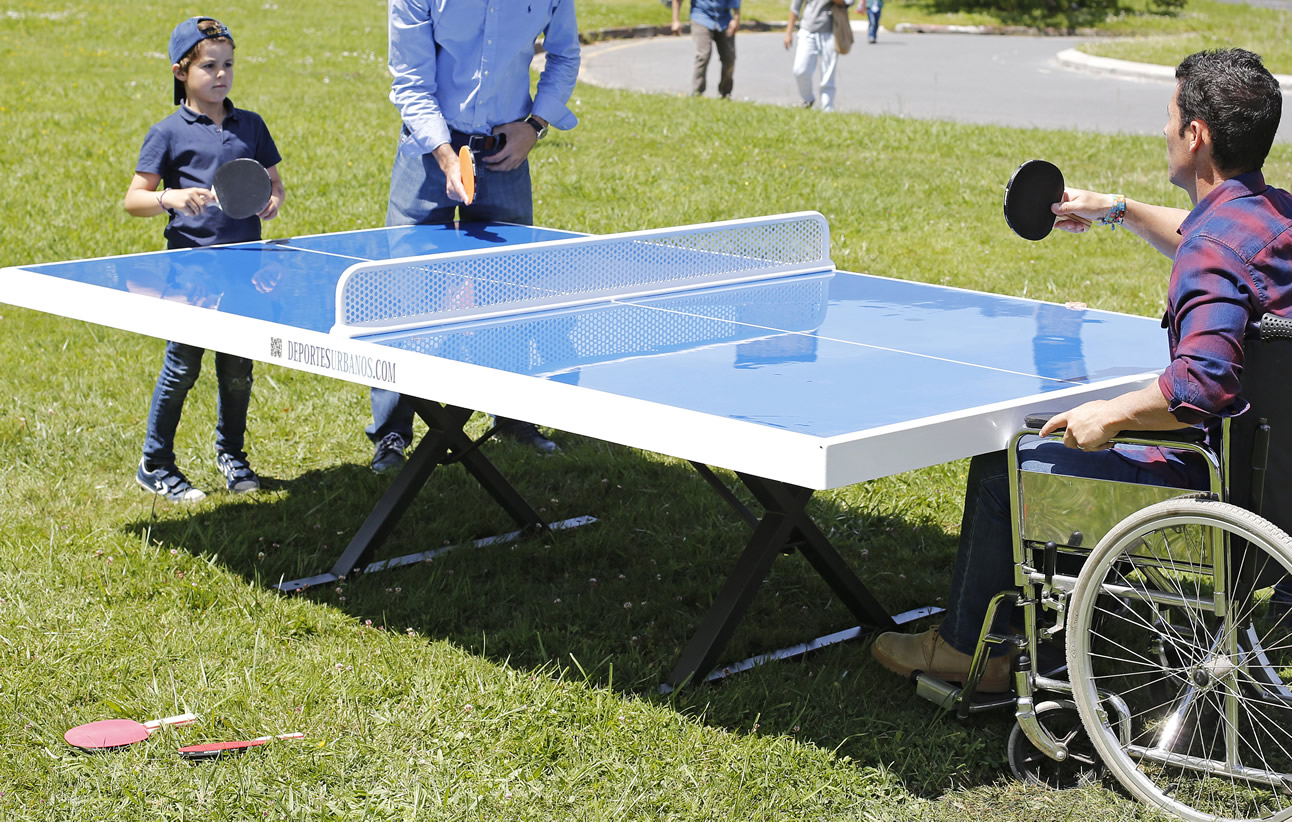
left=483, top=119, right=540, bottom=173
left=1038, top=383, right=1184, bottom=452
left=727, top=16, right=739, bottom=37
left=1039, top=401, right=1119, bottom=451
left=433, top=143, right=470, bottom=203
left=1051, top=187, right=1115, bottom=234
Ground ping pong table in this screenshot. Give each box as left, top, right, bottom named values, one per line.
left=0, top=212, right=1167, bottom=688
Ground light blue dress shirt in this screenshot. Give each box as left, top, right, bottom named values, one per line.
left=389, top=0, right=581, bottom=156
left=689, top=0, right=741, bottom=31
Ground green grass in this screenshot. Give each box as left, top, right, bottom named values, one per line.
left=2, top=0, right=1288, bottom=819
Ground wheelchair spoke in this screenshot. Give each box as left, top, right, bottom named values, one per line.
left=1067, top=498, right=1292, bottom=821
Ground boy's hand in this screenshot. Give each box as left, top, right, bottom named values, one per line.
left=166, top=187, right=216, bottom=216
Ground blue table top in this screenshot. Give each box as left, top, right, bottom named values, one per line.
left=3, top=221, right=1167, bottom=487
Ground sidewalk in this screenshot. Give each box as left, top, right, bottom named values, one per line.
left=567, top=28, right=1292, bottom=140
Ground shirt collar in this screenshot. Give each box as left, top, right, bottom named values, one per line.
left=178, top=98, right=238, bottom=124
left=1179, top=170, right=1268, bottom=237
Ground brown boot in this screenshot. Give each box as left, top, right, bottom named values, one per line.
left=870, top=627, right=1014, bottom=693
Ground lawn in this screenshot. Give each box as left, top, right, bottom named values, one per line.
left=2, top=0, right=1289, bottom=820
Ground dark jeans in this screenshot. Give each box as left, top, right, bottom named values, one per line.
left=938, top=439, right=1208, bottom=657
left=866, top=7, right=882, bottom=40
left=369, top=133, right=536, bottom=444
left=692, top=24, right=735, bottom=97
left=143, top=340, right=253, bottom=467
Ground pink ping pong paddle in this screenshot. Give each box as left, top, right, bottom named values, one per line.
left=64, top=712, right=198, bottom=753
left=179, top=732, right=305, bottom=761
left=459, top=145, right=475, bottom=206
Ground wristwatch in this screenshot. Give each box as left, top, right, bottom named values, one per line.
left=524, top=115, right=548, bottom=140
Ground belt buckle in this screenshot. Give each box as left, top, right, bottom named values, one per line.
left=466, top=133, right=506, bottom=156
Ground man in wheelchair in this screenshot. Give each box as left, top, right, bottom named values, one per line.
left=871, top=48, right=1292, bottom=818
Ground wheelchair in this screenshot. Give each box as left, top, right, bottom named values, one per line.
left=913, top=315, right=1292, bottom=822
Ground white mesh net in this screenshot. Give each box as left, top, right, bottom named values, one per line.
left=334, top=213, right=830, bottom=336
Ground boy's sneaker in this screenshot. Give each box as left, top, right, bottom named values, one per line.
left=136, top=458, right=206, bottom=502
left=216, top=451, right=261, bottom=493
left=371, top=432, right=407, bottom=474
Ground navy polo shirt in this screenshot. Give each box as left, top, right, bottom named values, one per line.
left=135, top=99, right=282, bottom=249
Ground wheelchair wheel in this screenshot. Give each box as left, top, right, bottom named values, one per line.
left=1008, top=699, right=1103, bottom=789
left=1067, top=498, right=1292, bottom=821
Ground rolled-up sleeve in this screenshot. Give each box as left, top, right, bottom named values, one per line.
left=389, top=0, right=450, bottom=154
left=532, top=0, right=580, bottom=131
left=1158, top=237, right=1253, bottom=424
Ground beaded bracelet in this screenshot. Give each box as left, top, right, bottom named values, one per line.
left=157, top=189, right=172, bottom=214
left=1096, top=194, right=1126, bottom=230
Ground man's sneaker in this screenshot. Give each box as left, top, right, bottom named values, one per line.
left=494, top=418, right=559, bottom=453
left=136, top=458, right=206, bottom=502
left=371, top=432, right=407, bottom=474
left=216, top=451, right=261, bottom=493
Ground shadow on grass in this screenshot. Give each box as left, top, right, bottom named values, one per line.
left=121, top=431, right=1013, bottom=797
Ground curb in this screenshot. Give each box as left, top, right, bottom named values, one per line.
left=1056, top=47, right=1292, bottom=91
left=892, top=21, right=1104, bottom=36
left=577, top=21, right=783, bottom=44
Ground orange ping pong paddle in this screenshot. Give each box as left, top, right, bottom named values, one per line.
left=459, top=145, right=475, bottom=206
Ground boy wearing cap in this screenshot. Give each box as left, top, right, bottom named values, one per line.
left=123, top=16, right=285, bottom=501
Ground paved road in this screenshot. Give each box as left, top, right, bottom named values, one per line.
left=578, top=30, right=1292, bottom=143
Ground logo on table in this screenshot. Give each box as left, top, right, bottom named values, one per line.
left=274, top=337, right=398, bottom=384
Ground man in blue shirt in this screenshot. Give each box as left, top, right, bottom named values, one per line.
left=368, top=0, right=581, bottom=473
left=672, top=0, right=741, bottom=99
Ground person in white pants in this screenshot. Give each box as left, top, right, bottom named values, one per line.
left=784, top=0, right=850, bottom=111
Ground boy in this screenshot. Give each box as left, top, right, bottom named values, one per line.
left=123, top=16, right=285, bottom=501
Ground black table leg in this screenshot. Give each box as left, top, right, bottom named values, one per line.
left=664, top=468, right=904, bottom=688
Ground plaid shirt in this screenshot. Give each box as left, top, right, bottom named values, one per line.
left=1159, top=171, right=1292, bottom=425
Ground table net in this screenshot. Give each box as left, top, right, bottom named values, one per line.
left=333, top=212, right=831, bottom=337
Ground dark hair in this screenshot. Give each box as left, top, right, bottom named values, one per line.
left=177, top=18, right=234, bottom=75
left=1175, top=48, right=1282, bottom=174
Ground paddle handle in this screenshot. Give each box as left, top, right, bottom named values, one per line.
left=142, top=712, right=198, bottom=730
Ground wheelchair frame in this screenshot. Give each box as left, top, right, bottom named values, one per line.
left=912, top=316, right=1292, bottom=822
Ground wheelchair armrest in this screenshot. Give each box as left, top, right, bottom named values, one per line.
left=1023, top=412, right=1207, bottom=445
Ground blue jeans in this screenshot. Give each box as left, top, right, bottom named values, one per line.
left=867, top=6, right=882, bottom=41
left=938, top=439, right=1208, bottom=657
left=143, top=340, right=253, bottom=467
left=368, top=134, right=535, bottom=444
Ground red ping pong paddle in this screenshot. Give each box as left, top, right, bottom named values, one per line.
left=459, top=145, right=476, bottom=206
left=64, top=712, right=198, bottom=753
left=1004, top=159, right=1064, bottom=241
left=211, top=158, right=272, bottom=219
left=179, top=732, right=305, bottom=761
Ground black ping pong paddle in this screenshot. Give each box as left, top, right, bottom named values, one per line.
left=1004, top=159, right=1064, bottom=241
left=211, top=158, right=271, bottom=220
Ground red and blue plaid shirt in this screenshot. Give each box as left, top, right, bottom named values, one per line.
left=1159, top=171, right=1292, bottom=425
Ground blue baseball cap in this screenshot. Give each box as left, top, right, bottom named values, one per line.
left=168, top=17, right=234, bottom=104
